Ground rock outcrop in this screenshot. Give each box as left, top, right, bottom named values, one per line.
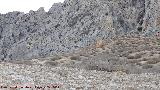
left=0, top=0, right=159, bottom=60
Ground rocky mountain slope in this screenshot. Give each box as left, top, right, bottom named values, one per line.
left=1, top=36, right=160, bottom=89
left=6, top=36, right=160, bottom=74
left=1, top=0, right=160, bottom=89
left=0, top=0, right=160, bottom=60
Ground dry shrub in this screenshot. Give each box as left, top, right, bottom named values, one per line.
left=9, top=60, right=33, bottom=65
left=44, top=61, right=58, bottom=66
left=127, top=53, right=142, bottom=59
left=146, top=59, right=160, bottom=64
left=156, top=17, right=160, bottom=27
left=86, top=65, right=111, bottom=72
left=142, top=64, right=153, bottom=69
left=112, top=65, right=129, bottom=73
left=70, top=55, right=80, bottom=60
left=95, top=39, right=105, bottom=49
left=50, top=56, right=62, bottom=61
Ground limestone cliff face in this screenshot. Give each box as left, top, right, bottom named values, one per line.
left=0, top=0, right=159, bottom=60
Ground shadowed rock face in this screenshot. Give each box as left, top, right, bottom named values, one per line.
left=0, top=0, right=159, bottom=60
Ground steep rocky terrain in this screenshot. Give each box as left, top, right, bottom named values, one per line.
left=1, top=0, right=160, bottom=89
left=0, top=0, right=160, bottom=60
left=1, top=36, right=160, bottom=89
left=5, top=36, right=160, bottom=74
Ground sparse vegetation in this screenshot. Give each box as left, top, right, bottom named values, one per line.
left=44, top=61, right=58, bottom=66
left=146, top=59, right=160, bottom=64
left=86, top=65, right=111, bottom=72
left=6, top=37, right=160, bottom=74
left=1, top=0, right=160, bottom=89
left=142, top=64, right=153, bottom=69
left=50, top=56, right=62, bottom=61
left=156, top=38, right=160, bottom=45
left=95, top=39, right=105, bottom=49
left=127, top=54, right=142, bottom=59
left=70, top=55, right=80, bottom=60
left=156, top=17, right=160, bottom=26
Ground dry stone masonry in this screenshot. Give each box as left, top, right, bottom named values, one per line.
left=0, top=0, right=160, bottom=60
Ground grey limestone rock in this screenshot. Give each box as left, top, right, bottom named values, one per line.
left=0, top=0, right=159, bottom=60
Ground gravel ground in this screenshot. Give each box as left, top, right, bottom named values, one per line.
left=0, top=62, right=160, bottom=90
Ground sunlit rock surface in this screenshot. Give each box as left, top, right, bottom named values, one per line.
left=0, top=0, right=159, bottom=60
